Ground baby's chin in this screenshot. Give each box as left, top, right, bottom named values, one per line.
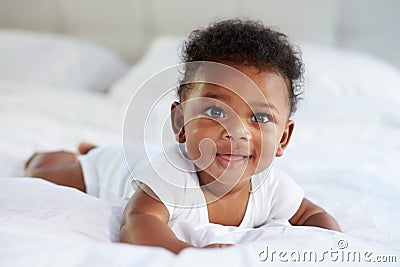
left=201, top=166, right=254, bottom=184
left=216, top=175, right=252, bottom=187
left=211, top=164, right=273, bottom=186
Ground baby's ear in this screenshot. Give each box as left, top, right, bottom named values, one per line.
left=276, top=120, right=294, bottom=157
left=170, top=101, right=186, bottom=143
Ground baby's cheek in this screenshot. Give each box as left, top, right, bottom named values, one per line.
left=185, top=126, right=218, bottom=169
left=255, top=136, right=276, bottom=171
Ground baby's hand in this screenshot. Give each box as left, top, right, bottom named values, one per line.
left=202, top=243, right=234, bottom=249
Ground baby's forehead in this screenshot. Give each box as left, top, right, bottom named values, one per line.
left=195, top=83, right=268, bottom=104
left=190, top=74, right=288, bottom=105
left=180, top=62, right=290, bottom=113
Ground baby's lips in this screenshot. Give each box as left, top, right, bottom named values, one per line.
left=217, top=154, right=250, bottom=161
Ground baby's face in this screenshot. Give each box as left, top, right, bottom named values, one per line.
left=177, top=64, right=293, bottom=186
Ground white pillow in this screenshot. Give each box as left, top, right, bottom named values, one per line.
left=110, top=37, right=400, bottom=107
left=301, top=43, right=400, bottom=107
left=109, top=36, right=183, bottom=103
left=0, top=30, right=129, bottom=92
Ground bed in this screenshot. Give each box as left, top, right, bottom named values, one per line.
left=0, top=31, right=399, bottom=266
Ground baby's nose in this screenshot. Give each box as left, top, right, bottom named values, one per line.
left=222, top=118, right=251, bottom=141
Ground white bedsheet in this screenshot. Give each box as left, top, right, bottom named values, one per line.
left=1, top=41, right=400, bottom=266
left=0, top=178, right=398, bottom=267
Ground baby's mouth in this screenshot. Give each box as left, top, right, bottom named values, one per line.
left=215, top=153, right=252, bottom=169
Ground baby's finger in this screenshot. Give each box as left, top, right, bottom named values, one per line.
left=202, top=243, right=234, bottom=249
left=219, top=244, right=233, bottom=248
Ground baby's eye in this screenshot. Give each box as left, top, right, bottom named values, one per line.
left=251, top=113, right=271, bottom=123
left=204, top=106, right=225, bottom=118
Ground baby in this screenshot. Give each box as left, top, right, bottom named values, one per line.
left=25, top=19, right=341, bottom=254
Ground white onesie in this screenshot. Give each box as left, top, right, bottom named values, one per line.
left=77, top=144, right=160, bottom=207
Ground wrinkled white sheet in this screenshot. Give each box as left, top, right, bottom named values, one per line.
left=0, top=178, right=398, bottom=267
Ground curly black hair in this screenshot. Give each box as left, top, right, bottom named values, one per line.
left=178, top=19, right=304, bottom=115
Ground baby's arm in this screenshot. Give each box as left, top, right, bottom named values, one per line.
left=119, top=185, right=194, bottom=254
left=289, top=198, right=342, bottom=232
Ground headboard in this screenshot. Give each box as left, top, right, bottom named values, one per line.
left=0, top=0, right=399, bottom=69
